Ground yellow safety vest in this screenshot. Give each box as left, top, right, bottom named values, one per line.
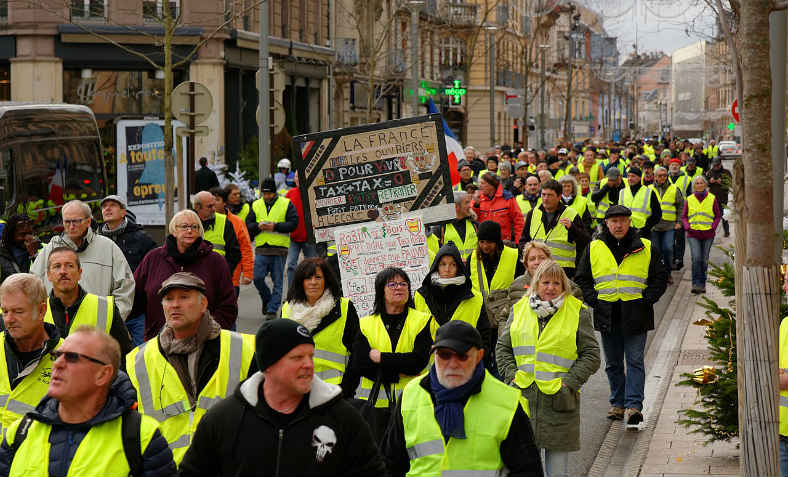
left=281, top=298, right=351, bottom=385
left=401, top=371, right=522, bottom=476
left=236, top=203, right=250, bottom=222
left=669, top=173, right=691, bottom=196
left=251, top=196, right=291, bottom=248
left=594, top=180, right=614, bottom=219
left=578, top=162, right=602, bottom=190
left=687, top=192, right=716, bottom=231
left=681, top=166, right=704, bottom=180
left=650, top=183, right=679, bottom=222
left=516, top=196, right=541, bottom=217
left=589, top=238, right=651, bottom=302
left=618, top=185, right=653, bottom=229
left=44, top=294, right=114, bottom=335
left=567, top=195, right=589, bottom=219
left=355, top=308, right=432, bottom=408
left=468, top=246, right=518, bottom=294
left=0, top=333, right=61, bottom=432
left=443, top=221, right=478, bottom=260
left=426, top=234, right=440, bottom=262
left=126, top=329, right=256, bottom=463
left=412, top=289, right=484, bottom=337
left=202, top=213, right=228, bottom=256
left=511, top=294, right=582, bottom=395
left=529, top=207, right=578, bottom=269
left=6, top=411, right=161, bottom=477
left=779, top=317, right=787, bottom=436
left=582, top=190, right=597, bottom=224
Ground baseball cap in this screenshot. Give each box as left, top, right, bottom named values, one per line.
left=158, top=272, right=207, bottom=297
left=100, top=195, right=127, bottom=209
left=431, top=321, right=483, bottom=354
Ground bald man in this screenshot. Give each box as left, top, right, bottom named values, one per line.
left=192, top=191, right=241, bottom=274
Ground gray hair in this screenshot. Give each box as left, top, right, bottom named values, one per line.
left=654, top=166, right=667, bottom=174
left=692, top=175, right=708, bottom=187
left=191, top=190, right=213, bottom=209
left=169, top=209, right=205, bottom=237
left=538, top=170, right=552, bottom=180
left=498, top=162, right=511, bottom=173
left=453, top=190, right=468, bottom=203
left=463, top=146, right=478, bottom=156
left=62, top=200, right=91, bottom=219
left=558, top=174, right=578, bottom=195
left=0, top=273, right=47, bottom=306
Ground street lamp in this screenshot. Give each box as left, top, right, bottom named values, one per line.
left=408, top=0, right=425, bottom=117
left=485, top=23, right=497, bottom=147
left=538, top=44, right=550, bottom=149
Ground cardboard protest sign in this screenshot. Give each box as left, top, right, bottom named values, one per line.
left=293, top=114, right=455, bottom=243
left=334, top=215, right=430, bottom=317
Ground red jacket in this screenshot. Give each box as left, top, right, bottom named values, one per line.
left=285, top=187, right=308, bottom=243
left=473, top=184, right=525, bottom=243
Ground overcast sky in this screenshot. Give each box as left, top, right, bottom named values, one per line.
left=581, top=0, right=717, bottom=59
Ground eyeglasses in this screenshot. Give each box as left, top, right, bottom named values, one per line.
left=386, top=281, right=408, bottom=289
left=435, top=349, right=470, bottom=362
left=63, top=218, right=88, bottom=226
left=50, top=350, right=107, bottom=366
left=175, top=224, right=200, bottom=231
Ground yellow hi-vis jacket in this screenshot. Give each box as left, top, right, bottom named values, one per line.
left=650, top=183, right=679, bottom=222
left=618, top=185, right=653, bottom=229
left=44, top=294, right=114, bottom=335
left=442, top=220, right=478, bottom=261
left=468, top=246, right=518, bottom=294
left=529, top=206, right=578, bottom=269
left=687, top=192, right=716, bottom=231
left=202, top=213, right=228, bottom=255
left=251, top=196, right=291, bottom=247
left=589, top=238, right=651, bottom=302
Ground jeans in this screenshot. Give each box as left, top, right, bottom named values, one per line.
left=780, top=437, right=787, bottom=477
left=600, top=330, right=647, bottom=410
left=673, top=228, right=686, bottom=267
left=254, top=254, right=285, bottom=315
left=687, top=237, right=714, bottom=289
left=542, top=449, right=569, bottom=477
left=651, top=229, right=675, bottom=275
left=125, top=314, right=145, bottom=347
left=286, top=240, right=318, bottom=287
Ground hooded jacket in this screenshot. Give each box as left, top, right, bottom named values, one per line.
left=179, top=372, right=386, bottom=477
left=130, top=237, right=238, bottom=339
left=99, top=218, right=158, bottom=272
left=30, top=227, right=135, bottom=321
left=0, top=372, right=175, bottom=477
left=473, top=184, right=525, bottom=243
left=0, top=245, right=30, bottom=282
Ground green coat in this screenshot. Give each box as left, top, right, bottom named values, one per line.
left=495, top=298, right=600, bottom=451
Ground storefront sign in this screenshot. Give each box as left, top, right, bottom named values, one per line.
left=443, top=80, right=466, bottom=104
left=293, top=114, right=455, bottom=243
left=334, top=215, right=430, bottom=317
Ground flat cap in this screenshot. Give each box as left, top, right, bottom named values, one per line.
left=158, top=272, right=207, bottom=297
left=605, top=204, right=632, bottom=219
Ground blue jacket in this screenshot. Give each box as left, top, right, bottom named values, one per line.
left=0, top=372, right=176, bottom=477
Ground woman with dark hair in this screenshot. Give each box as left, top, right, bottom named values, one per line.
left=347, top=267, right=433, bottom=439
left=473, top=172, right=524, bottom=243
left=0, top=214, right=36, bottom=281
left=280, top=257, right=360, bottom=395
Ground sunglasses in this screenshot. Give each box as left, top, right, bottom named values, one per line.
left=435, top=349, right=470, bottom=362
left=50, top=350, right=107, bottom=366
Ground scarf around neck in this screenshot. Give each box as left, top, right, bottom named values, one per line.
left=528, top=293, right=565, bottom=318
left=430, top=272, right=466, bottom=288
left=286, top=291, right=336, bottom=331
left=429, top=361, right=485, bottom=440
left=100, top=217, right=128, bottom=238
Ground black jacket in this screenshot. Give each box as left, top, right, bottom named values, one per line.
left=574, top=227, right=668, bottom=335
left=0, top=372, right=176, bottom=477
left=47, top=287, right=134, bottom=359
left=179, top=372, right=386, bottom=477
left=201, top=215, right=241, bottom=273
left=3, top=323, right=60, bottom=388
left=195, top=166, right=220, bottom=193
left=381, top=372, right=543, bottom=477
left=0, top=246, right=29, bottom=282
left=99, top=219, right=157, bottom=272
left=591, top=181, right=625, bottom=206
left=518, top=203, right=591, bottom=273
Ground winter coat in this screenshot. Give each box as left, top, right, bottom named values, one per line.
left=30, top=227, right=135, bottom=320
left=225, top=212, right=254, bottom=287
left=0, top=372, right=176, bottom=477
left=195, top=165, right=220, bottom=193
left=0, top=246, right=29, bottom=283
left=473, top=184, right=525, bottom=243
left=574, top=227, right=668, bottom=335
left=99, top=219, right=158, bottom=272
left=179, top=372, right=386, bottom=477
left=285, top=187, right=308, bottom=243
left=131, top=237, right=238, bottom=340
left=495, top=299, right=600, bottom=452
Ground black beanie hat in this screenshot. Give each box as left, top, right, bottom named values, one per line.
left=477, top=220, right=502, bottom=242
left=255, top=319, right=315, bottom=371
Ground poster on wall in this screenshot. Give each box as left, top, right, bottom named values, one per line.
left=334, top=214, right=430, bottom=318
left=116, top=120, right=188, bottom=225
left=293, top=114, right=455, bottom=243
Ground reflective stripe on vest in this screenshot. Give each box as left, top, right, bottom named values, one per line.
left=687, top=192, right=716, bottom=231
left=44, top=294, right=113, bottom=334
left=413, top=289, right=484, bottom=338
left=669, top=173, right=691, bottom=195
left=529, top=207, right=578, bottom=269
left=589, top=238, right=651, bottom=302
left=469, top=246, right=518, bottom=294
left=511, top=295, right=582, bottom=394
left=251, top=196, right=291, bottom=247
left=650, top=183, right=679, bottom=222
left=281, top=298, right=351, bottom=386
left=7, top=411, right=160, bottom=477
left=780, top=318, right=787, bottom=436
left=618, top=185, right=652, bottom=229
left=202, top=213, right=228, bottom=256
left=355, top=308, right=432, bottom=408
left=443, top=221, right=478, bottom=260
left=402, top=370, right=520, bottom=476
left=127, top=330, right=255, bottom=463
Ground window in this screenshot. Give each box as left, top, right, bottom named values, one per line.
left=0, top=0, right=7, bottom=21
left=143, top=0, right=180, bottom=21
left=440, top=37, right=465, bottom=67
left=71, top=0, right=107, bottom=20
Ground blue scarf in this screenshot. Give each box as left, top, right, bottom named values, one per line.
left=429, top=360, right=485, bottom=440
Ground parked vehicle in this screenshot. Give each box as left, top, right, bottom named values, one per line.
left=718, top=140, right=742, bottom=159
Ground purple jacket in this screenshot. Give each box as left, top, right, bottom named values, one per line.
left=681, top=190, right=722, bottom=240
left=132, top=237, right=238, bottom=340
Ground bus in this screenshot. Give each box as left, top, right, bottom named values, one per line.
left=0, top=103, right=107, bottom=239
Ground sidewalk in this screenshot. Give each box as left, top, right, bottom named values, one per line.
left=640, top=233, right=739, bottom=476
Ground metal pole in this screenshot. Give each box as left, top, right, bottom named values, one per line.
left=258, top=1, right=270, bottom=183
left=411, top=6, right=419, bottom=117
left=188, top=81, right=196, bottom=197
left=540, top=47, right=546, bottom=149
left=489, top=30, right=496, bottom=147
left=564, top=36, right=574, bottom=142
left=770, top=9, right=786, bottom=262
left=609, top=70, right=614, bottom=140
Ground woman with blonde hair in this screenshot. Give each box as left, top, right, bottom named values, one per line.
left=496, top=260, right=600, bottom=477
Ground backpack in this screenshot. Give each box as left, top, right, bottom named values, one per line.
left=11, top=408, right=144, bottom=477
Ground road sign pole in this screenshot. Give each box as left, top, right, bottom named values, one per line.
left=188, top=80, right=196, bottom=199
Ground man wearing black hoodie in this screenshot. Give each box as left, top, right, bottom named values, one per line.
left=574, top=205, right=667, bottom=429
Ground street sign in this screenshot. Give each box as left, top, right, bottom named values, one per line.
left=172, top=81, right=213, bottom=125
left=727, top=122, right=736, bottom=131
left=176, top=126, right=210, bottom=137
left=443, top=80, right=466, bottom=104
left=731, top=99, right=740, bottom=123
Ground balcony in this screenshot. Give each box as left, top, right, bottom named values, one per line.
left=387, top=50, right=407, bottom=75
left=442, top=1, right=479, bottom=26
